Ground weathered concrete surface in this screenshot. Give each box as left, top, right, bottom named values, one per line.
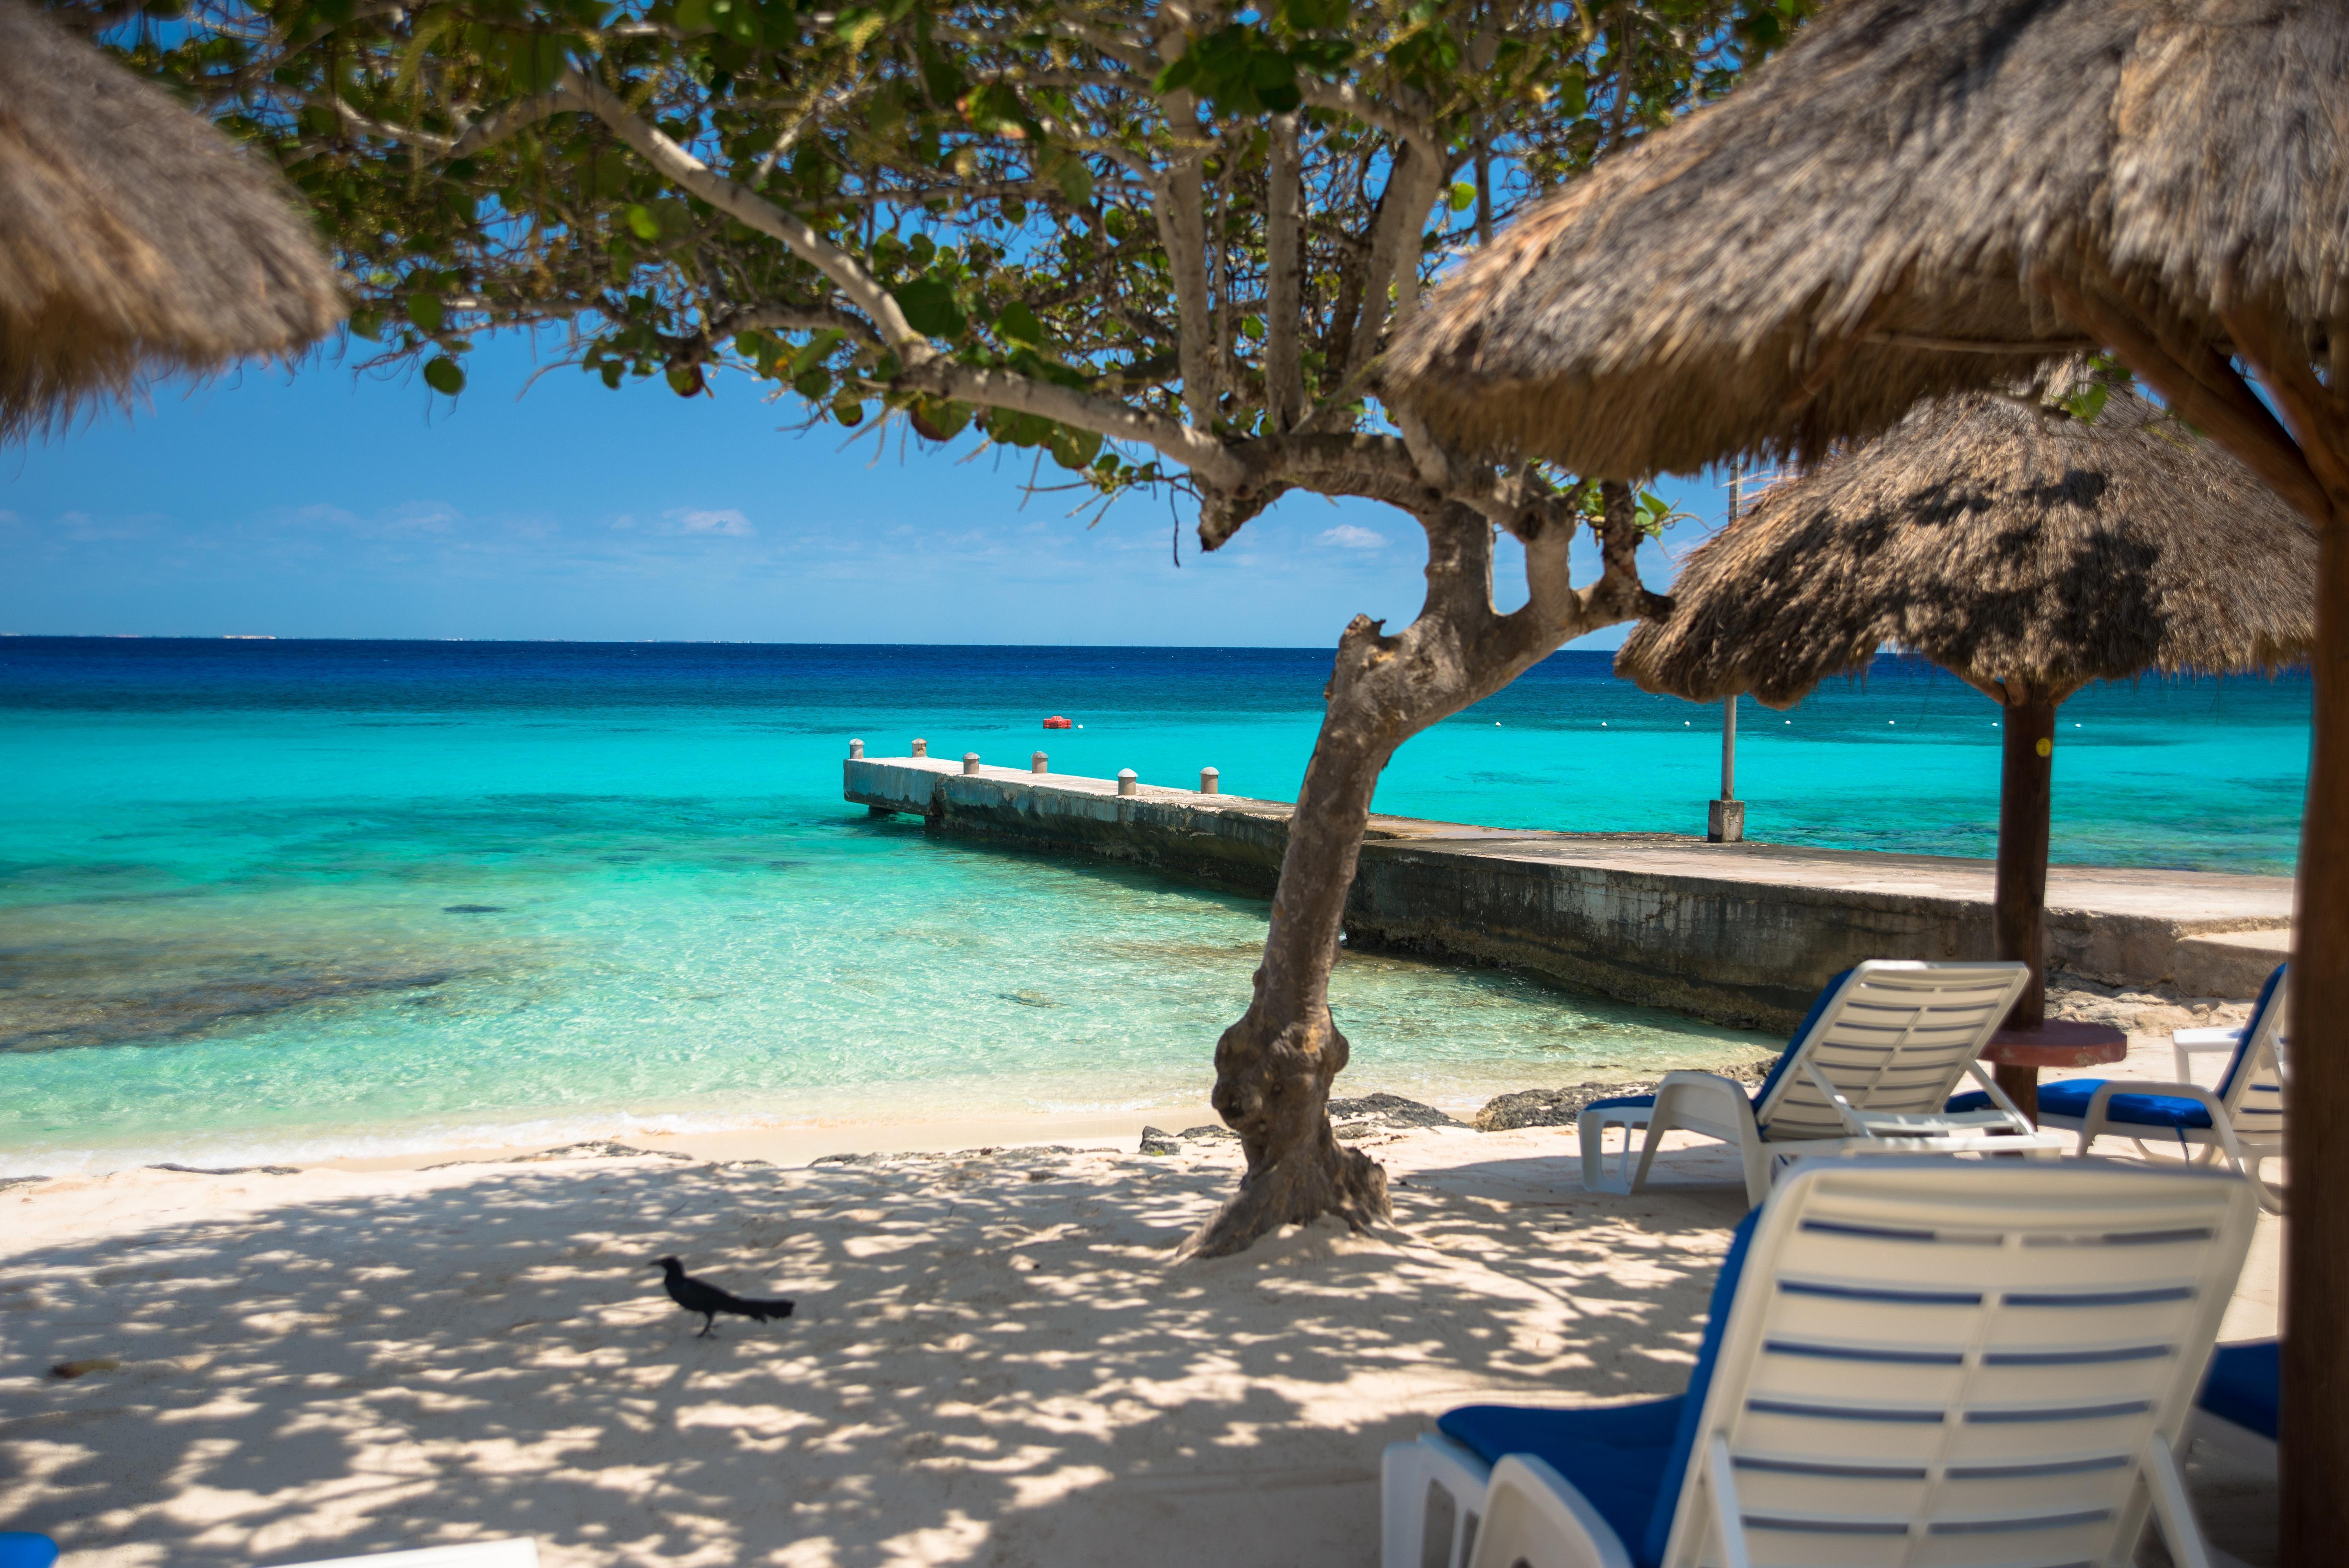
left=846, top=756, right=2293, bottom=1032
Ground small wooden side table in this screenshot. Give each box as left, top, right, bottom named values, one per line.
left=1980, top=1020, right=2130, bottom=1126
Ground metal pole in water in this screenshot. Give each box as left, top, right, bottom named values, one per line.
left=1708, top=464, right=1748, bottom=844
left=1721, top=695, right=1736, bottom=801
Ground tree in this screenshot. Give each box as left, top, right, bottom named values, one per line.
left=84, top=0, right=1806, bottom=1255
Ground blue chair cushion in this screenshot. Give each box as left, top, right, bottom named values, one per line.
left=1948, top=1078, right=2215, bottom=1130
left=1437, top=1397, right=1682, bottom=1560
left=0, top=1536, right=59, bottom=1568
left=2202, top=1340, right=2279, bottom=1441
left=1435, top=1210, right=1763, bottom=1568
left=1583, top=1093, right=1658, bottom=1115
left=2216, top=965, right=2288, bottom=1102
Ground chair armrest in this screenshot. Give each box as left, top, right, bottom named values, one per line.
left=1469, top=1454, right=1638, bottom=1568
left=2077, top=1080, right=2246, bottom=1171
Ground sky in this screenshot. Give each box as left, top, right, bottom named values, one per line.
left=0, top=333, right=1724, bottom=647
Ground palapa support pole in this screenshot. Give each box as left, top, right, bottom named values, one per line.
left=2286, top=507, right=2349, bottom=1566
left=1992, top=695, right=2057, bottom=1121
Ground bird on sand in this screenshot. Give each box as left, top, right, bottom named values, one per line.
left=650, top=1255, right=796, bottom=1338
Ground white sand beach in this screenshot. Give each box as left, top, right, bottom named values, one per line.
left=1, top=1105, right=2282, bottom=1568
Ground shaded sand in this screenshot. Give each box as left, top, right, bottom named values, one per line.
left=1, top=1124, right=2279, bottom=1568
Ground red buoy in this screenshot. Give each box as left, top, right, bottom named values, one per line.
left=1042, top=715, right=1073, bottom=729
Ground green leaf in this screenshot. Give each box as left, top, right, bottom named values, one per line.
left=624, top=204, right=661, bottom=241
left=892, top=278, right=965, bottom=339
left=675, top=0, right=711, bottom=31
left=909, top=399, right=972, bottom=443
left=1450, top=181, right=1476, bottom=212
left=707, top=0, right=758, bottom=44
left=788, top=328, right=843, bottom=379
left=1240, top=314, right=1264, bottom=339
left=1043, top=147, right=1093, bottom=208
left=408, top=292, right=445, bottom=334
left=995, top=300, right=1044, bottom=350
left=793, top=366, right=832, bottom=401
left=423, top=356, right=465, bottom=395
left=832, top=393, right=864, bottom=425
left=347, top=309, right=382, bottom=341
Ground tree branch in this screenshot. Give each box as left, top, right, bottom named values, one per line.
left=559, top=69, right=926, bottom=355
left=1265, top=112, right=1306, bottom=431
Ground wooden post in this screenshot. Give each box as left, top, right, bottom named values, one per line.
left=1992, top=696, right=2057, bottom=1121
left=2284, top=511, right=2349, bottom=1568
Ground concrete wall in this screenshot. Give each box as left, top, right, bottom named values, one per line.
left=846, top=757, right=2291, bottom=1032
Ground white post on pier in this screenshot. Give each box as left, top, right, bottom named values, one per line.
left=848, top=738, right=864, bottom=760
left=1200, top=767, right=1220, bottom=795
left=962, top=752, right=981, bottom=775
left=1117, top=769, right=1138, bottom=797
left=911, top=738, right=927, bottom=758
left=1032, top=751, right=1048, bottom=773
left=1708, top=465, right=1747, bottom=845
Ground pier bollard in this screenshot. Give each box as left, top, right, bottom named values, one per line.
left=1200, top=767, right=1220, bottom=795
left=1707, top=799, right=1745, bottom=844
left=848, top=738, right=864, bottom=760
left=1032, top=752, right=1048, bottom=774
left=1117, top=769, right=1138, bottom=797
left=911, top=738, right=927, bottom=758
left=962, top=752, right=981, bottom=776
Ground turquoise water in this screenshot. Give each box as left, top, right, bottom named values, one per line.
left=0, top=641, right=2309, bottom=1175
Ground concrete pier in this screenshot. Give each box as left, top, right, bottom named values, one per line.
left=845, top=755, right=2293, bottom=1031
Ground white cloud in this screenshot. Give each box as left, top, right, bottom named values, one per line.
left=1319, top=523, right=1387, bottom=550
left=668, top=507, right=754, bottom=537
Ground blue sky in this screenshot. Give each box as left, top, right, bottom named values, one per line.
left=0, top=334, right=1722, bottom=646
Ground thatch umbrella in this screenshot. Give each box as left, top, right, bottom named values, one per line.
left=1386, top=2, right=2346, bottom=1547
left=0, top=0, right=343, bottom=438
left=1617, top=385, right=2313, bottom=1068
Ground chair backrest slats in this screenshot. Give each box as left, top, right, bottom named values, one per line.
left=1752, top=963, right=2028, bottom=1143
left=2218, top=964, right=2289, bottom=1146
left=1662, top=1162, right=2256, bottom=1568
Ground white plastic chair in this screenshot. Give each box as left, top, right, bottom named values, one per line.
left=1382, top=1158, right=2258, bottom=1568
left=2010, top=963, right=2286, bottom=1213
left=1578, top=961, right=2059, bottom=1206
left=270, top=1542, right=538, bottom=1568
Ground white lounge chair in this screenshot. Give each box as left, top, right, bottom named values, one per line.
left=1579, top=961, right=2059, bottom=1206
left=1951, top=962, right=2288, bottom=1213
left=1382, top=1158, right=2258, bottom=1568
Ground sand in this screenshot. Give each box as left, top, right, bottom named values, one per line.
left=0, top=1106, right=2282, bottom=1568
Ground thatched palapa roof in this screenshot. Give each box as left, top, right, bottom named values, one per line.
left=1615, top=388, right=2316, bottom=708
left=1384, top=0, right=2349, bottom=481
left=0, top=0, right=343, bottom=437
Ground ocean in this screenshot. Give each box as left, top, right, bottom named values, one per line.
left=0, top=638, right=2310, bottom=1176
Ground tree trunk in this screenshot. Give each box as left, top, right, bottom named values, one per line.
left=1989, top=694, right=2056, bottom=1118
left=1183, top=490, right=1645, bottom=1258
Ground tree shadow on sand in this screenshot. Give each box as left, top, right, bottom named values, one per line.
left=0, top=1144, right=1751, bottom=1568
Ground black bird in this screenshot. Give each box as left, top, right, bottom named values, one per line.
left=650, top=1255, right=796, bottom=1338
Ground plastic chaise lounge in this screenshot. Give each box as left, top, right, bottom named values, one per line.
left=1950, top=963, right=2288, bottom=1213
left=2195, top=1338, right=2278, bottom=1474
left=1381, top=1158, right=2259, bottom=1568
left=1579, top=961, right=2060, bottom=1207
